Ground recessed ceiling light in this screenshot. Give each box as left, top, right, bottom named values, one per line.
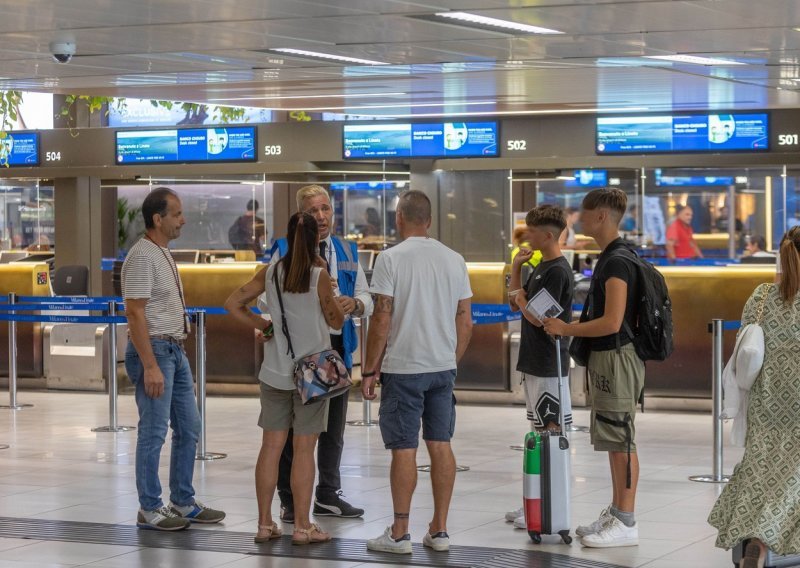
left=433, top=11, right=563, bottom=35
left=270, top=48, right=388, bottom=66
left=644, top=55, right=746, bottom=66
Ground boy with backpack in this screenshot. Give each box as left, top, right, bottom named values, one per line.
left=543, top=188, right=672, bottom=549
left=505, top=204, right=574, bottom=529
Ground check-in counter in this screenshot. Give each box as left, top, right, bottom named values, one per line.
left=0, top=263, right=52, bottom=379
left=177, top=263, right=263, bottom=392
left=458, top=263, right=510, bottom=390
left=647, top=265, right=773, bottom=398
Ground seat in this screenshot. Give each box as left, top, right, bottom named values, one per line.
left=52, top=265, right=89, bottom=296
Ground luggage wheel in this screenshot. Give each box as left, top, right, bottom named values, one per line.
left=558, top=530, right=572, bottom=545
left=528, top=531, right=542, bottom=544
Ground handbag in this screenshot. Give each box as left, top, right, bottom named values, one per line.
left=272, top=268, right=352, bottom=405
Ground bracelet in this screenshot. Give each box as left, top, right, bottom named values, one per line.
left=362, top=371, right=377, bottom=378
left=508, top=289, right=522, bottom=296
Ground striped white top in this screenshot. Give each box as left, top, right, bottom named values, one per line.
left=122, top=238, right=188, bottom=339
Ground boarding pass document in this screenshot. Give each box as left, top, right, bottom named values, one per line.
left=526, top=288, right=564, bottom=321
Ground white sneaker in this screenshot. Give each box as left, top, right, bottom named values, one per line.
left=513, top=515, right=527, bottom=530
left=580, top=516, right=638, bottom=548
left=423, top=531, right=450, bottom=551
left=366, top=526, right=412, bottom=554
left=575, top=505, right=613, bottom=537
left=505, top=507, right=524, bottom=523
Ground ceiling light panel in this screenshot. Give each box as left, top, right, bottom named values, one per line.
left=269, top=48, right=388, bottom=66
left=432, top=11, right=564, bottom=35
left=644, top=55, right=747, bottom=66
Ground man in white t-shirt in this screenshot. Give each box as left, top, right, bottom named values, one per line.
left=362, top=190, right=473, bottom=554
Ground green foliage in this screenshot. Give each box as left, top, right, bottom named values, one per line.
left=0, top=90, right=23, bottom=167
left=117, top=197, right=142, bottom=251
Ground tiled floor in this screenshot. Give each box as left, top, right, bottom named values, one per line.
left=0, top=391, right=744, bottom=567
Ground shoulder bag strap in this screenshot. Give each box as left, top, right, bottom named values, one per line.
left=272, top=266, right=296, bottom=360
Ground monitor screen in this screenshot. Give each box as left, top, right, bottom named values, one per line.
left=170, top=250, right=200, bottom=263
left=596, top=113, right=769, bottom=154
left=343, top=121, right=498, bottom=159
left=564, top=170, right=608, bottom=187
left=116, top=127, right=257, bottom=164
left=0, top=132, right=40, bottom=166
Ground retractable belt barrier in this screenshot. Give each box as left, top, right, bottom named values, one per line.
left=689, top=318, right=741, bottom=484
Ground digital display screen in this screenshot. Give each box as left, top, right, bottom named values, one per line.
left=655, top=169, right=735, bottom=187
left=343, top=122, right=498, bottom=159
left=564, top=170, right=608, bottom=188
left=596, top=113, right=769, bottom=154
left=116, top=127, right=256, bottom=164
left=0, top=132, right=40, bottom=166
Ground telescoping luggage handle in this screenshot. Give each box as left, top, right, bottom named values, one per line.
left=554, top=336, right=569, bottom=448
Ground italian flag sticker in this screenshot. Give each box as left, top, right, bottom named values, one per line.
left=523, top=433, right=542, bottom=532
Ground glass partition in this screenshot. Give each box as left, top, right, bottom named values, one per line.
left=328, top=180, right=405, bottom=255
left=0, top=178, right=54, bottom=253
left=113, top=176, right=272, bottom=259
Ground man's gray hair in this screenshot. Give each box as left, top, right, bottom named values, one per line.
left=295, top=184, right=330, bottom=211
left=397, top=190, right=431, bottom=225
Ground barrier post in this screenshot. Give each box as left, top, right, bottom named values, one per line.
left=92, top=301, right=135, bottom=432
left=689, top=318, right=730, bottom=483
left=347, top=316, right=378, bottom=427
left=194, top=311, right=225, bottom=460
left=1, top=293, right=32, bottom=410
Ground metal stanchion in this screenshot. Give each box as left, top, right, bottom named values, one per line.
left=689, top=318, right=731, bottom=483
left=1, top=293, right=32, bottom=410
left=347, top=316, right=378, bottom=427
left=93, top=301, right=135, bottom=432
left=194, top=311, right=225, bottom=460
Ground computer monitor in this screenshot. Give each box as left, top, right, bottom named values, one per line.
left=0, top=251, right=28, bottom=264
left=740, top=255, right=776, bottom=264
left=14, top=252, right=54, bottom=264
left=170, top=250, right=200, bottom=263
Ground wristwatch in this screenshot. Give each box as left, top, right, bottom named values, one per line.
left=354, top=298, right=364, bottom=316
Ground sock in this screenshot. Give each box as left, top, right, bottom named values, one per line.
left=610, top=505, right=635, bottom=527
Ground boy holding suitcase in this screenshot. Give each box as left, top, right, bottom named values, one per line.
left=543, top=188, right=644, bottom=548
left=505, top=204, right=574, bottom=529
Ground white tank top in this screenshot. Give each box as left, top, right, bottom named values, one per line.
left=259, top=264, right=331, bottom=390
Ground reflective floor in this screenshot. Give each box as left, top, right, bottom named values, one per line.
left=0, top=391, right=742, bottom=567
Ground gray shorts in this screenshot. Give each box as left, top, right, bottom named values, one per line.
left=258, top=382, right=329, bottom=435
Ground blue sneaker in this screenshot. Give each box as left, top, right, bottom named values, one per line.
left=169, top=500, right=225, bottom=524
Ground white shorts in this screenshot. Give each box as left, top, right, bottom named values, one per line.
left=522, top=373, right=573, bottom=429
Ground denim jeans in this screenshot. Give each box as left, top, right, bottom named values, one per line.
left=125, top=339, right=200, bottom=511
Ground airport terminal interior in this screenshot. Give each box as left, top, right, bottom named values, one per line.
left=3, top=0, right=800, bottom=566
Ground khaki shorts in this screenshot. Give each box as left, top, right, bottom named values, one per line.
left=258, top=382, right=329, bottom=435
left=587, top=343, right=645, bottom=453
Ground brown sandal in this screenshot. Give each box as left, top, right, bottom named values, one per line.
left=254, top=522, right=282, bottom=543
left=741, top=540, right=765, bottom=568
left=292, top=523, right=331, bottom=545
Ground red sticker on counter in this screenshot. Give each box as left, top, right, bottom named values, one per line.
left=37, top=272, right=48, bottom=285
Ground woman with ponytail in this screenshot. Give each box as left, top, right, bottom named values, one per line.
left=710, top=227, right=800, bottom=567
left=225, top=212, right=344, bottom=545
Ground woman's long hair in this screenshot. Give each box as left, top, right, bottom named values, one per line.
left=778, top=226, right=800, bottom=303
left=281, top=212, right=318, bottom=293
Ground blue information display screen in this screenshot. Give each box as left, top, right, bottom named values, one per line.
left=116, top=127, right=256, bottom=164
left=655, top=169, right=734, bottom=187
left=596, top=113, right=769, bottom=154
left=564, top=169, right=607, bottom=188
left=0, top=132, right=40, bottom=166
left=343, top=122, right=498, bottom=159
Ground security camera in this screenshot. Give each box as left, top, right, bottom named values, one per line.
left=49, top=41, right=76, bottom=63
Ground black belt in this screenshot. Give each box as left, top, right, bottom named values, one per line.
left=150, top=334, right=185, bottom=347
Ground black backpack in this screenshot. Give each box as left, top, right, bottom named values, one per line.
left=611, top=248, right=674, bottom=362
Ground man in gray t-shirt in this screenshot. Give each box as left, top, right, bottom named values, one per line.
left=122, top=187, right=225, bottom=531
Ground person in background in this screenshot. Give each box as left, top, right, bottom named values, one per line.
left=665, top=205, right=703, bottom=261
left=228, top=199, right=266, bottom=255
left=362, top=190, right=473, bottom=554
left=270, top=184, right=373, bottom=522
left=505, top=204, right=574, bottom=530
left=543, top=188, right=644, bottom=549
left=224, top=212, right=345, bottom=545
left=709, top=227, right=800, bottom=567
left=123, top=187, right=226, bottom=531
left=742, top=234, right=775, bottom=258
left=560, top=207, right=580, bottom=248
left=363, top=207, right=382, bottom=237
left=714, top=205, right=744, bottom=234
